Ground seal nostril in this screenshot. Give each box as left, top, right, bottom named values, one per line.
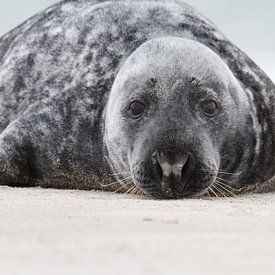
left=155, top=161, right=163, bottom=180
left=151, top=151, right=163, bottom=181
left=181, top=153, right=194, bottom=186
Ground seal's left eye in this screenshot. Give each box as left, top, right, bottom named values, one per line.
left=129, top=100, right=147, bottom=118
left=201, top=100, right=219, bottom=117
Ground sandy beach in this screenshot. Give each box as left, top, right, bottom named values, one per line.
left=1, top=186, right=275, bottom=275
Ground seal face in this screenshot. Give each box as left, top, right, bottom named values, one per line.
left=105, top=37, right=255, bottom=198
left=0, top=0, right=274, bottom=198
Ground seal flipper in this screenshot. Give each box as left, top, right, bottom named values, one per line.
left=0, top=121, right=36, bottom=187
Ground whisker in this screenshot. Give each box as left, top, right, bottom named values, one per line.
left=131, top=184, right=148, bottom=197
left=100, top=176, right=132, bottom=187
left=216, top=176, right=232, bottom=185
left=215, top=180, right=240, bottom=192
left=109, top=172, right=129, bottom=176
left=215, top=181, right=237, bottom=197
left=218, top=170, right=242, bottom=176
left=139, top=189, right=146, bottom=196
left=125, top=185, right=136, bottom=195
left=209, top=186, right=219, bottom=198
left=207, top=187, right=216, bottom=198
left=216, top=175, right=241, bottom=190
left=212, top=185, right=222, bottom=198
left=213, top=184, right=227, bottom=198
left=134, top=187, right=140, bottom=196
left=134, top=189, right=142, bottom=196
left=130, top=186, right=139, bottom=196
left=219, top=154, right=229, bottom=160
left=128, top=186, right=136, bottom=195
left=216, top=184, right=236, bottom=198
left=112, top=180, right=133, bottom=194
left=137, top=186, right=146, bottom=196
left=134, top=185, right=145, bottom=196
left=198, top=167, right=241, bottom=197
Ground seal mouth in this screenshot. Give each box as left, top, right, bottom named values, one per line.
left=139, top=186, right=199, bottom=200
left=131, top=149, right=218, bottom=199
left=132, top=172, right=214, bottom=199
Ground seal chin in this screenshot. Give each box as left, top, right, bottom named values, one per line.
left=134, top=178, right=214, bottom=199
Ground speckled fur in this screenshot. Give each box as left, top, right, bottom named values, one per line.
left=0, top=0, right=274, bottom=193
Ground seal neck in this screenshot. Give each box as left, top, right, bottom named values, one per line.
left=249, top=85, right=275, bottom=185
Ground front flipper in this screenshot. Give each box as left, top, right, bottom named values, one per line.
left=0, top=120, right=36, bottom=187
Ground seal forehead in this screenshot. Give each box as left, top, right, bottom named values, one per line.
left=118, top=37, right=235, bottom=86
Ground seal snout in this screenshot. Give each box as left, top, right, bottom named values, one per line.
left=151, top=150, right=195, bottom=198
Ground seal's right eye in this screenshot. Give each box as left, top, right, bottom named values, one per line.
left=200, top=99, right=220, bottom=117
left=129, top=100, right=147, bottom=118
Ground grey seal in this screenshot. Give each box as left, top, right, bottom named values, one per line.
left=0, top=0, right=274, bottom=198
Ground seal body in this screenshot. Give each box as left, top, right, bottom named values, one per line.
left=0, top=0, right=274, bottom=198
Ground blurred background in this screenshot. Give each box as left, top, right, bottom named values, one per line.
left=0, top=0, right=274, bottom=80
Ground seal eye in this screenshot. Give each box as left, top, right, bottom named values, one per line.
left=201, top=100, right=219, bottom=117
left=129, top=100, right=147, bottom=118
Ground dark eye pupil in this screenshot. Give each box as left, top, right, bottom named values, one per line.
left=202, top=100, right=218, bottom=116
left=129, top=101, right=146, bottom=117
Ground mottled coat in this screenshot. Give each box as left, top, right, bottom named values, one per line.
left=0, top=0, right=274, bottom=193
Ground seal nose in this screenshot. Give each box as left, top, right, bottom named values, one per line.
left=151, top=150, right=194, bottom=198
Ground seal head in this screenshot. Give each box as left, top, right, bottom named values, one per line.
left=105, top=37, right=253, bottom=199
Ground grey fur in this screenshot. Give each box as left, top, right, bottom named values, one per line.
left=0, top=0, right=274, bottom=198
